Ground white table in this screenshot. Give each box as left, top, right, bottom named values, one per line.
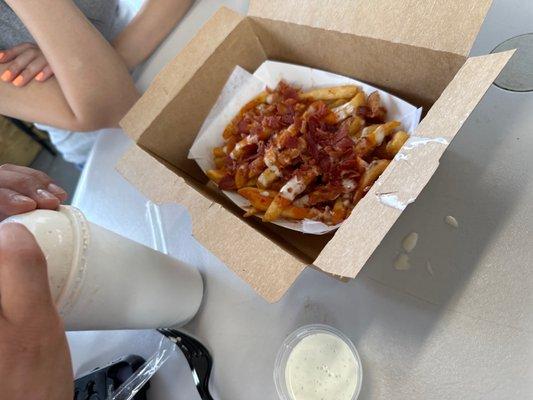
left=68, top=1, right=533, bottom=399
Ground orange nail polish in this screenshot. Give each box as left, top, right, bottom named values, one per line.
left=13, top=76, right=24, bottom=86
left=35, top=72, right=45, bottom=81
left=1, top=70, right=12, bottom=82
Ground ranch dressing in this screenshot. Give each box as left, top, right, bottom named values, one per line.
left=284, top=332, right=359, bottom=400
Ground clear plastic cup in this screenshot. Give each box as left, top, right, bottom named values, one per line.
left=274, top=324, right=363, bottom=400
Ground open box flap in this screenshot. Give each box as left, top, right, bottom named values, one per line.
left=314, top=50, right=514, bottom=278
left=248, top=0, right=492, bottom=57
left=116, top=145, right=306, bottom=303
left=121, top=7, right=247, bottom=142
left=121, top=7, right=266, bottom=182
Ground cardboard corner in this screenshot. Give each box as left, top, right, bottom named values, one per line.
left=314, top=49, right=514, bottom=278
left=116, top=145, right=307, bottom=303
left=248, top=0, right=492, bottom=56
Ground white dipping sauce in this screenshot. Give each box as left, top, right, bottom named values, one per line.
left=284, top=333, right=358, bottom=400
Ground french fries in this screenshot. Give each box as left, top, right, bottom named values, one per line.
left=235, top=164, right=249, bottom=188
left=331, top=198, right=347, bottom=225
left=353, top=159, right=390, bottom=203
left=327, top=92, right=366, bottom=123
left=207, top=169, right=225, bottom=184
left=239, top=188, right=310, bottom=220
left=347, top=116, right=365, bottom=137
left=214, top=156, right=226, bottom=168
left=213, top=146, right=226, bottom=158
left=257, top=168, right=279, bottom=189
left=328, top=98, right=349, bottom=108
left=300, top=85, right=360, bottom=101
left=264, top=167, right=318, bottom=222
left=385, top=130, right=409, bottom=158
left=356, top=120, right=401, bottom=156
left=207, top=81, right=407, bottom=226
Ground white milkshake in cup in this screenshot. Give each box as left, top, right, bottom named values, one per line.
left=4, top=206, right=203, bottom=331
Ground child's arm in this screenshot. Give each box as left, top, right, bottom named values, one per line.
left=0, top=0, right=139, bottom=131
left=112, top=0, right=193, bottom=70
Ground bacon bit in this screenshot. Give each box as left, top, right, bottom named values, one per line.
left=249, top=121, right=263, bottom=137
left=218, top=174, right=237, bottom=190
left=263, top=116, right=282, bottom=130
left=356, top=106, right=371, bottom=118
left=237, top=118, right=250, bottom=134
left=283, top=135, right=300, bottom=149
left=277, top=80, right=300, bottom=100
left=357, top=91, right=387, bottom=123
left=308, top=187, right=342, bottom=206
left=239, top=144, right=259, bottom=161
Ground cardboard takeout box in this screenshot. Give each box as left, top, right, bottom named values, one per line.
left=117, top=0, right=513, bottom=302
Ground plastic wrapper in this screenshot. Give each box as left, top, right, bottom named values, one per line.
left=111, top=337, right=176, bottom=400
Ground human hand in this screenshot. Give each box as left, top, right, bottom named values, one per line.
left=0, top=164, right=68, bottom=221
left=0, top=43, right=54, bottom=87
left=0, top=223, right=73, bottom=400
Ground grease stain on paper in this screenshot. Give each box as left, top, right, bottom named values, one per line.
left=394, top=253, right=411, bottom=270
left=402, top=232, right=418, bottom=253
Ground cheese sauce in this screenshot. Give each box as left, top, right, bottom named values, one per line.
left=280, top=177, right=305, bottom=201
left=264, top=150, right=283, bottom=177
left=342, top=179, right=356, bottom=191
left=284, top=332, right=359, bottom=400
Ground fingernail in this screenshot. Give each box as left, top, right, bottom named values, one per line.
left=13, top=76, right=24, bottom=86
left=35, top=72, right=45, bottom=81
left=36, top=189, right=58, bottom=201
left=0, top=52, right=5, bottom=61
left=1, top=70, right=12, bottom=82
left=47, top=183, right=67, bottom=197
left=11, top=194, right=35, bottom=204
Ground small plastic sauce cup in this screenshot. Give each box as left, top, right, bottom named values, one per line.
left=274, top=324, right=363, bottom=400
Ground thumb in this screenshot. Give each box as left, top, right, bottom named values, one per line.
left=0, top=223, right=54, bottom=323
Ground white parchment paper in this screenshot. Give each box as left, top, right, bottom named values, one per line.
left=189, top=61, right=422, bottom=234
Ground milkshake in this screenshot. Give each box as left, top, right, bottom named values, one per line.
left=4, top=206, right=203, bottom=331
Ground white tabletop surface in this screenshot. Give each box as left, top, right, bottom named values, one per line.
left=68, top=1, right=533, bottom=399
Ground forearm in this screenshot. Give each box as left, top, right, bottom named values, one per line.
left=113, top=0, right=193, bottom=70
left=6, top=0, right=139, bottom=128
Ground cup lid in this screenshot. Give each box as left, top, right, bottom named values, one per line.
left=3, top=206, right=88, bottom=305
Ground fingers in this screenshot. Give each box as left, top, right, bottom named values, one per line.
left=0, top=43, right=54, bottom=86
left=11, top=55, right=49, bottom=87
left=0, top=46, right=39, bottom=84
left=0, top=164, right=68, bottom=202
left=0, top=169, right=61, bottom=209
left=0, top=163, right=52, bottom=184
left=0, top=43, right=34, bottom=64
left=46, top=183, right=68, bottom=202
left=35, top=65, right=54, bottom=82
left=0, top=188, right=37, bottom=218
left=0, top=223, right=54, bottom=323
